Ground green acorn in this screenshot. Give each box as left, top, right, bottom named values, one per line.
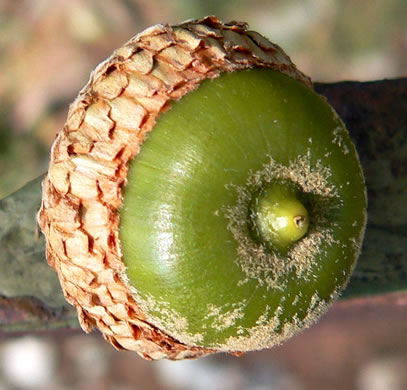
left=38, top=16, right=367, bottom=360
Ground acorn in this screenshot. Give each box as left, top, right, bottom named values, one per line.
left=37, top=16, right=367, bottom=360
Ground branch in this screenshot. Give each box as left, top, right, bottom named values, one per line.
left=1, top=78, right=406, bottom=332
left=315, top=78, right=407, bottom=298
left=0, top=176, right=78, bottom=332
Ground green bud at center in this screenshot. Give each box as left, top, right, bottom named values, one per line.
left=252, top=182, right=309, bottom=252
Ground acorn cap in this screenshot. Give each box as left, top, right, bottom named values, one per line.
left=38, top=17, right=341, bottom=360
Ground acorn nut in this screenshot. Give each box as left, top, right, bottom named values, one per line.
left=38, top=16, right=367, bottom=360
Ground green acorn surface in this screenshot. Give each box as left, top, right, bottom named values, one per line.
left=119, top=68, right=367, bottom=351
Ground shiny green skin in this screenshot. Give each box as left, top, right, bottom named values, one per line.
left=120, top=69, right=366, bottom=349
left=253, top=181, right=310, bottom=253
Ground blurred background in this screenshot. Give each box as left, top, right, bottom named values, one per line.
left=0, top=0, right=406, bottom=389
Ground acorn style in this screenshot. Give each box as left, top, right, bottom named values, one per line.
left=38, top=16, right=367, bottom=360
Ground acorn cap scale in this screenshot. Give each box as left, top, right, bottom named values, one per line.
left=38, top=16, right=366, bottom=360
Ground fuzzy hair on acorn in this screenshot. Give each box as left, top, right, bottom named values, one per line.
left=37, top=16, right=367, bottom=360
